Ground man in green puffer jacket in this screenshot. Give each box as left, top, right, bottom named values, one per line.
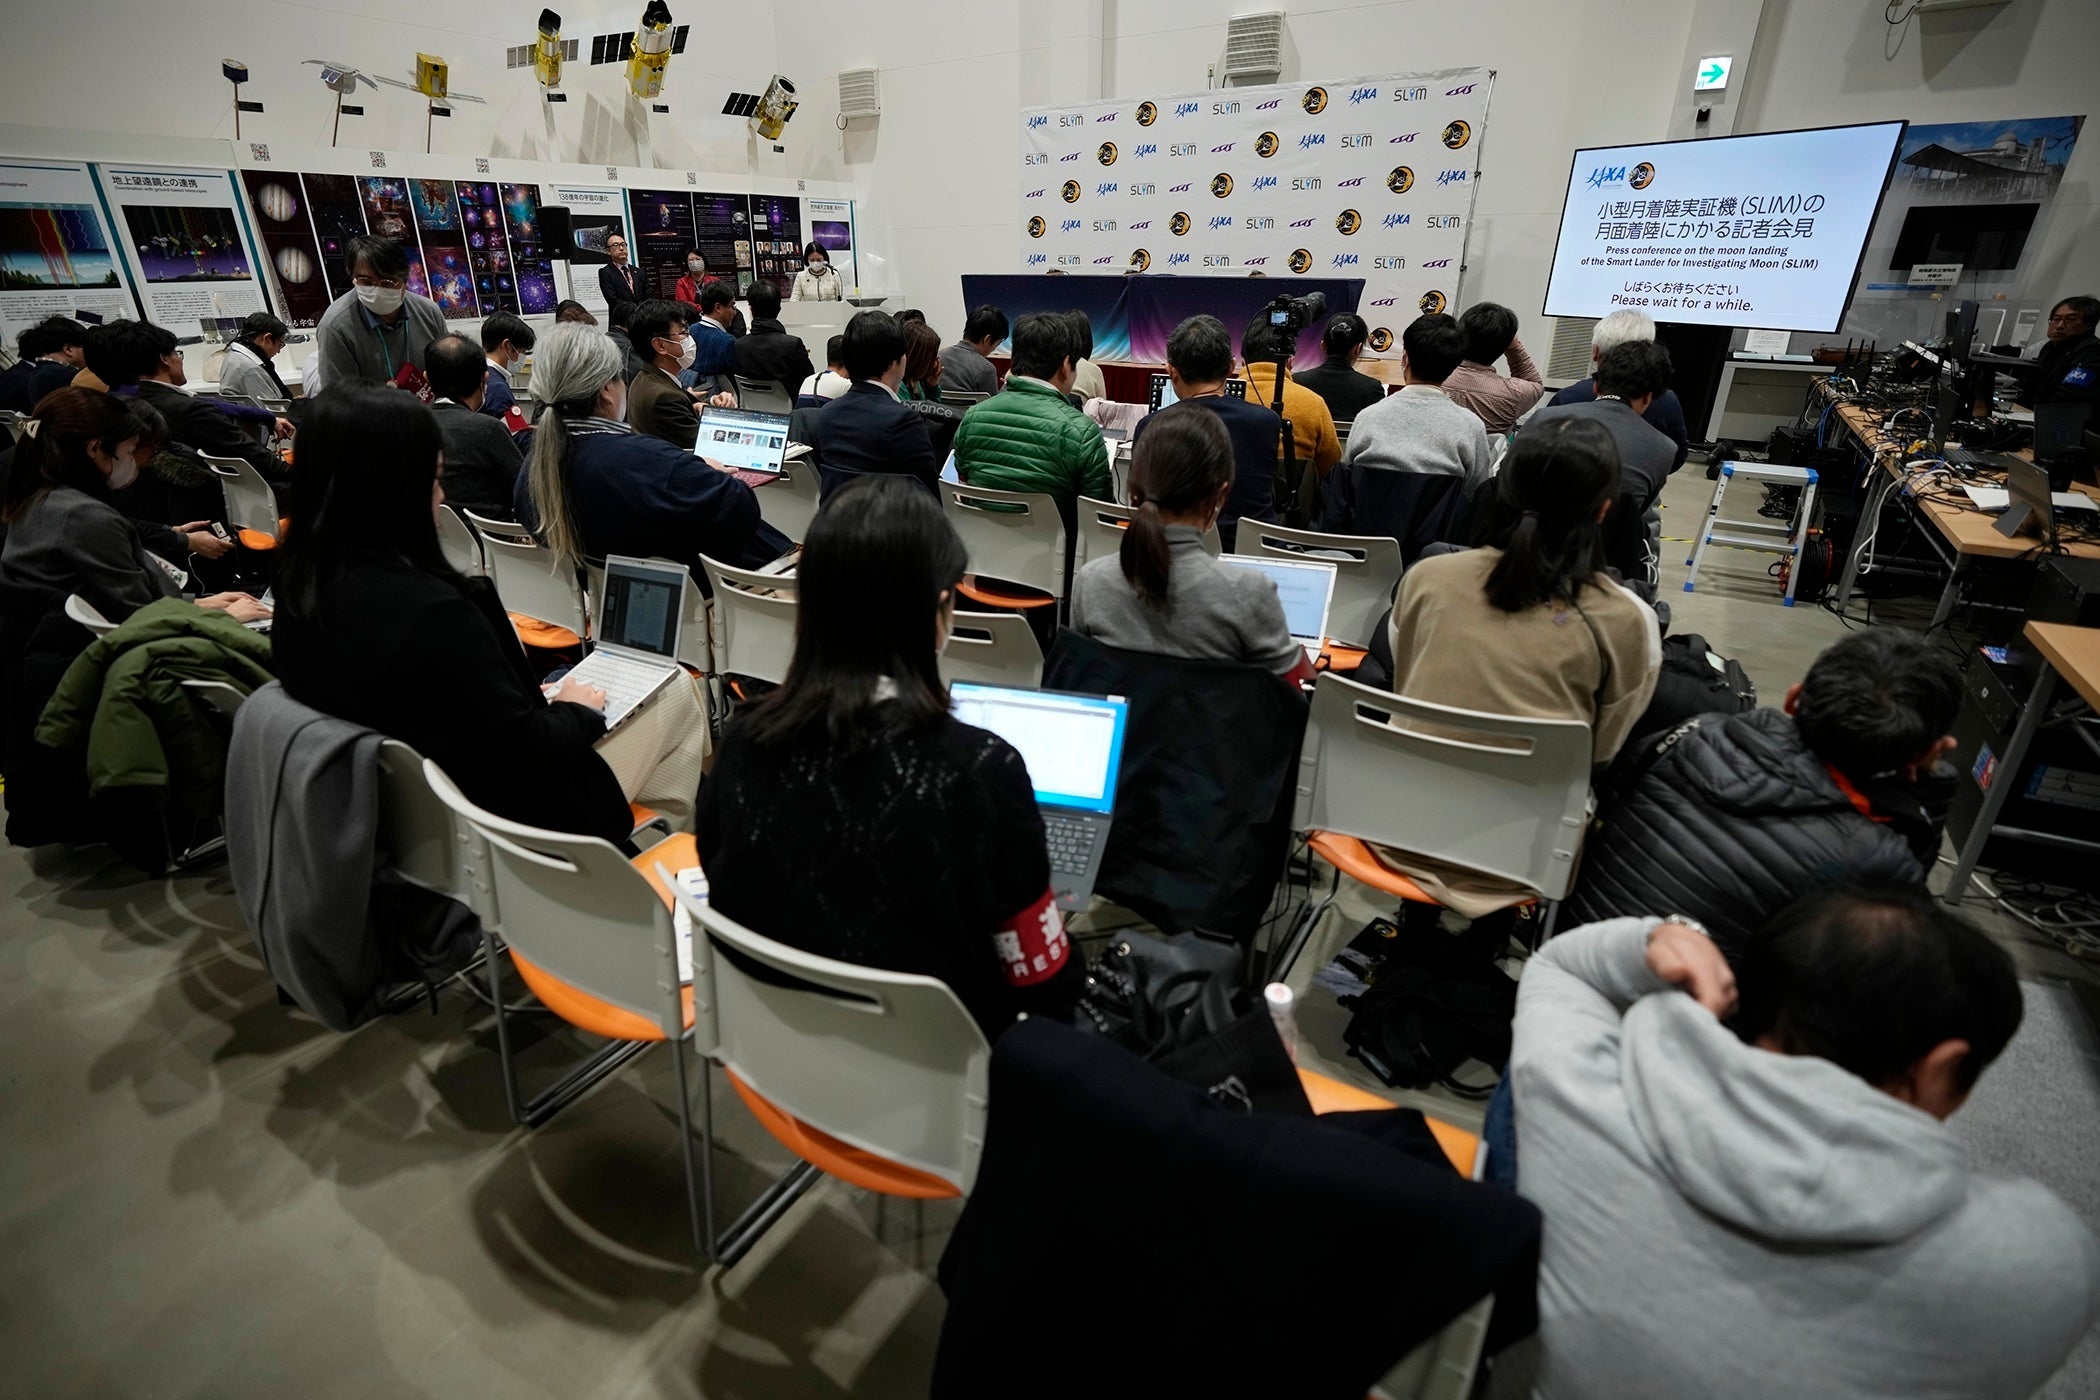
left=37, top=597, right=275, bottom=830
left=952, top=311, right=1112, bottom=531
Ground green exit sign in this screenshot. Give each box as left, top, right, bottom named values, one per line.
left=1695, top=55, right=1733, bottom=91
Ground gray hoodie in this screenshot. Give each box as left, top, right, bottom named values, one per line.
left=1499, top=916, right=2099, bottom=1400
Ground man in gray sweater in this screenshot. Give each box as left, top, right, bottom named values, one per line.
left=313, top=234, right=447, bottom=390
left=1501, top=892, right=2098, bottom=1400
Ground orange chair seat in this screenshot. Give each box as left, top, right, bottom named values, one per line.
left=1297, top=1067, right=1479, bottom=1175
left=1318, top=641, right=1369, bottom=674
left=508, top=833, right=699, bottom=1043
left=236, top=529, right=277, bottom=552
left=509, top=612, right=582, bottom=649
left=958, top=575, right=1057, bottom=611
left=725, top=1068, right=962, bottom=1200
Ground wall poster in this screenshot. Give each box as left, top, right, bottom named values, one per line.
left=0, top=158, right=134, bottom=345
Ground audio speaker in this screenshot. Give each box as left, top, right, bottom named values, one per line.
left=541, top=205, right=574, bottom=254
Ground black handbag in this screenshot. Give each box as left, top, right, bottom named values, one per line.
left=1074, top=929, right=1246, bottom=1057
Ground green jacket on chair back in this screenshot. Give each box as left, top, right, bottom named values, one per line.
left=951, top=376, right=1113, bottom=519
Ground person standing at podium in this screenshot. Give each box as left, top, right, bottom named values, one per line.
left=792, top=242, right=844, bottom=301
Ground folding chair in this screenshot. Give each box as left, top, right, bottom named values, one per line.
left=0, top=408, right=27, bottom=441
left=732, top=375, right=795, bottom=413
left=462, top=510, right=586, bottom=650
left=199, top=450, right=284, bottom=552
left=942, top=389, right=990, bottom=407
left=701, top=555, right=799, bottom=691
left=1233, top=519, right=1404, bottom=648
left=422, top=761, right=714, bottom=1247
left=756, top=454, right=823, bottom=542
left=678, top=894, right=992, bottom=1265
left=1270, top=673, right=1592, bottom=980
left=64, top=593, right=118, bottom=637
left=938, top=610, right=1044, bottom=689
left=1072, top=495, right=1221, bottom=569
left=435, top=504, right=484, bottom=578
left=941, top=479, right=1069, bottom=619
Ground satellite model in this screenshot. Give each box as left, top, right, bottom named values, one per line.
left=303, top=59, right=380, bottom=146
left=306, top=54, right=483, bottom=150
left=506, top=10, right=580, bottom=98
left=583, top=2, right=689, bottom=103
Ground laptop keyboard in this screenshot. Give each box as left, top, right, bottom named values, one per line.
left=729, top=469, right=778, bottom=488
left=1044, top=813, right=1097, bottom=876
left=571, top=649, right=672, bottom=727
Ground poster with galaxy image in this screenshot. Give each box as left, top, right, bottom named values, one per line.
left=499, top=183, right=557, bottom=314
left=409, top=177, right=476, bottom=320
left=692, top=191, right=751, bottom=294
left=238, top=170, right=331, bottom=326
left=94, top=163, right=268, bottom=329
left=454, top=181, right=518, bottom=316
left=746, top=194, right=805, bottom=300
left=357, top=178, right=432, bottom=300
left=628, top=189, right=695, bottom=301
left=302, top=174, right=369, bottom=300
left=0, top=158, right=134, bottom=346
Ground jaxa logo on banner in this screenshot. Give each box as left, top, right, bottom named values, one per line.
left=1028, top=114, right=1048, bottom=129
left=1348, top=86, right=1379, bottom=105
left=1288, top=248, right=1313, bottom=273
left=1388, top=166, right=1414, bottom=194
left=1169, top=211, right=1191, bottom=235
left=1299, top=133, right=1326, bottom=151
left=1130, top=248, right=1151, bottom=271
left=1630, top=161, right=1656, bottom=189
left=1061, top=219, right=1082, bottom=232
left=1061, top=180, right=1082, bottom=202
left=1174, top=101, right=1199, bottom=118
left=1168, top=252, right=1191, bottom=266
left=1382, top=213, right=1411, bottom=228
left=1098, top=142, right=1118, bottom=165
left=1368, top=327, right=1394, bottom=352
left=1336, top=209, right=1362, bottom=235
left=1027, top=216, right=1047, bottom=238
left=1442, top=120, right=1472, bottom=150
left=1135, top=144, right=1157, bottom=158
left=1211, top=173, right=1234, bottom=198
left=1097, top=182, right=1118, bottom=195
left=1255, top=132, right=1280, bottom=158
left=1437, top=169, right=1468, bottom=187
left=1332, top=254, right=1359, bottom=268
left=1210, top=215, right=1233, bottom=230
left=1302, top=87, right=1329, bottom=115
left=1419, top=290, right=1448, bottom=314
left=1027, top=253, right=1047, bottom=265
left=1252, top=175, right=1278, bottom=190
left=1136, top=101, right=1158, bottom=126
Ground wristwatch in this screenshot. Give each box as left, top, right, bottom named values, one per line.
left=1661, top=914, right=1713, bottom=942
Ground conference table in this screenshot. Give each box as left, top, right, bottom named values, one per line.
left=1824, top=390, right=2100, bottom=627
left=958, top=272, right=1366, bottom=366
left=1942, top=621, right=2100, bottom=906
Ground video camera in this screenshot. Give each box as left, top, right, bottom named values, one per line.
left=1265, top=291, right=1328, bottom=337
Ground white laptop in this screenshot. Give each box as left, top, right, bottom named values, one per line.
left=1217, top=554, right=1340, bottom=660
left=1960, top=485, right=2098, bottom=513
left=698, top=406, right=792, bottom=486
left=562, top=555, right=689, bottom=731
left=950, top=684, right=1130, bottom=911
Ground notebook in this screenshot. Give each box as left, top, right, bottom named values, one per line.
left=1148, top=373, right=1248, bottom=411
left=1217, top=554, right=1340, bottom=659
left=950, top=684, right=1129, bottom=911
left=698, top=406, right=792, bottom=486
left=561, top=556, right=688, bottom=731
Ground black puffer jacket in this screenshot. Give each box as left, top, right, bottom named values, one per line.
left=1564, top=708, right=1945, bottom=960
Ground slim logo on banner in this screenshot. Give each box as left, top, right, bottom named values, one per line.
left=1017, top=68, right=1492, bottom=357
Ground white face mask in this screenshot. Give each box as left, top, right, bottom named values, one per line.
left=675, top=334, right=697, bottom=372
left=356, top=283, right=406, bottom=315
left=108, top=447, right=140, bottom=491
left=808, top=260, right=827, bottom=274
left=687, top=260, right=704, bottom=274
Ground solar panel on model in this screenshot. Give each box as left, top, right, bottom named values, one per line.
left=591, top=25, right=688, bottom=63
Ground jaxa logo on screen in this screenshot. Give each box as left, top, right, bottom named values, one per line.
left=1586, top=161, right=1656, bottom=190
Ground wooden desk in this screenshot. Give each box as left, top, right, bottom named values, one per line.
left=1827, top=397, right=2100, bottom=626
left=1943, top=621, right=2100, bottom=905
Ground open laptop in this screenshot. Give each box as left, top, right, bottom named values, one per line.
left=1976, top=458, right=2099, bottom=540
left=949, top=683, right=1129, bottom=911
left=1217, top=555, right=1340, bottom=660
left=698, top=406, right=791, bottom=487
left=562, top=555, right=689, bottom=731
left=1148, top=373, right=1247, bottom=411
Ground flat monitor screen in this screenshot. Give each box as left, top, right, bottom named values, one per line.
left=1542, top=121, right=1906, bottom=333
left=1889, top=202, right=2038, bottom=273
left=598, top=556, right=684, bottom=658
left=697, top=407, right=790, bottom=475
left=1217, top=555, right=1337, bottom=646
left=949, top=684, right=1128, bottom=814
left=1148, top=373, right=1247, bottom=411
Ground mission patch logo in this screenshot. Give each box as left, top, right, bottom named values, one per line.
left=1061, top=180, right=1082, bottom=202
left=1098, top=141, right=1118, bottom=165
left=1288, top=248, right=1313, bottom=273
left=1302, top=87, right=1328, bottom=115
left=1336, top=209, right=1361, bottom=235
left=1255, top=131, right=1280, bottom=158
left=1419, top=289, right=1447, bottom=314
left=1169, top=211, right=1191, bottom=235
left=1136, top=101, right=1157, bottom=126
left=1441, top=120, right=1471, bottom=150
left=1211, top=172, right=1234, bottom=198
left=1388, top=166, right=1414, bottom=194
left=1630, top=161, right=1656, bottom=189
left=1027, top=216, right=1046, bottom=238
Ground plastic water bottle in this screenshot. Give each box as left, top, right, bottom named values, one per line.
left=1264, top=982, right=1301, bottom=1063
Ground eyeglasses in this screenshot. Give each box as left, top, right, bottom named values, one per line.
left=2048, top=312, right=2085, bottom=325
left=352, top=274, right=407, bottom=289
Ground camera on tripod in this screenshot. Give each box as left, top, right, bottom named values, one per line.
left=1264, top=291, right=1328, bottom=337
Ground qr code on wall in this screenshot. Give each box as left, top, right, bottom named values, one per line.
left=686, top=172, right=697, bottom=185
left=475, top=158, right=491, bottom=174
left=368, top=150, right=387, bottom=169
left=606, top=166, right=619, bottom=181
left=249, top=143, right=271, bottom=163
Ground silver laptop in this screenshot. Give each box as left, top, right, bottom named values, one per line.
left=1983, top=458, right=2099, bottom=540
left=564, top=555, right=688, bottom=730
left=1217, top=554, right=1339, bottom=660
left=698, top=406, right=791, bottom=485
left=950, top=683, right=1130, bottom=911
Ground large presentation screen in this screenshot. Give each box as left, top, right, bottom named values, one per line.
left=1542, top=121, right=1905, bottom=332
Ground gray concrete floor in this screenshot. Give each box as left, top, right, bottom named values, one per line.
left=4, top=464, right=2096, bottom=1397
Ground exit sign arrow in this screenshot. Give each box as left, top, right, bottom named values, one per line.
left=1700, top=62, right=1724, bottom=83
left=1694, top=55, right=1732, bottom=91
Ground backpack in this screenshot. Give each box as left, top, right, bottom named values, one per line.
left=1626, top=632, right=1755, bottom=755
left=1337, top=916, right=1516, bottom=1098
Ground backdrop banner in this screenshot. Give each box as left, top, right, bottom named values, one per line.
left=959, top=273, right=1363, bottom=365
left=1018, top=68, right=1491, bottom=358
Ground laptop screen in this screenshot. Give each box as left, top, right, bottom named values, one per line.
left=1217, top=555, right=1338, bottom=645
left=1148, top=373, right=1247, bottom=411
left=598, top=556, right=685, bottom=659
left=950, top=684, right=1128, bottom=815
left=698, top=407, right=791, bottom=475
left=940, top=451, right=962, bottom=484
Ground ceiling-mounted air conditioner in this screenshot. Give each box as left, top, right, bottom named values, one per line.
left=1221, top=12, right=1286, bottom=87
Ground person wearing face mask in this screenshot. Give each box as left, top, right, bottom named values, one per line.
left=103, top=319, right=292, bottom=494
left=791, top=241, right=843, bottom=302
left=0, top=387, right=268, bottom=846
left=314, top=234, right=448, bottom=389
left=626, top=299, right=707, bottom=451
left=515, top=324, right=791, bottom=584
left=217, top=312, right=291, bottom=403
left=698, top=474, right=1083, bottom=1038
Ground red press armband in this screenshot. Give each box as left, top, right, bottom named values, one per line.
left=501, top=404, right=530, bottom=435
left=990, top=889, right=1070, bottom=988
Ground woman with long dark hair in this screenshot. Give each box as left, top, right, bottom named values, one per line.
left=698, top=474, right=1082, bottom=1036
left=897, top=321, right=944, bottom=403
left=1380, top=415, right=1661, bottom=914
left=1070, top=402, right=1312, bottom=680
left=791, top=241, right=842, bottom=302
left=270, top=384, right=711, bottom=842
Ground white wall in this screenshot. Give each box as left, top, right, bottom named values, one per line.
left=3, top=0, right=2094, bottom=350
